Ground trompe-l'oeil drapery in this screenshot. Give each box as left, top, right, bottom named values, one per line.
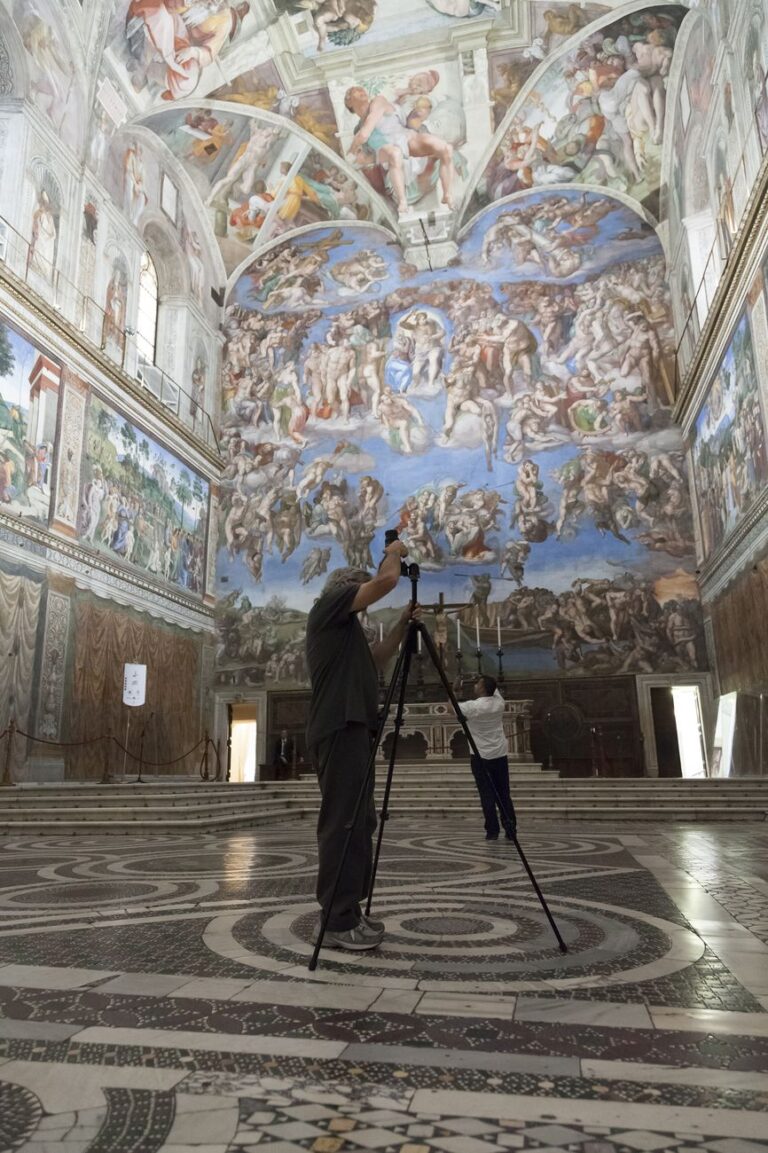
left=70, top=600, right=201, bottom=779
left=0, top=568, right=43, bottom=773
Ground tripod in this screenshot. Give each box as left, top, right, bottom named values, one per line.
left=309, top=565, right=567, bottom=969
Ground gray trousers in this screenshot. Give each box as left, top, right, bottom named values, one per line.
left=312, top=723, right=377, bottom=932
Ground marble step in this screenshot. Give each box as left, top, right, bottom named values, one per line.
left=3, top=783, right=766, bottom=806
left=2, top=786, right=767, bottom=812
left=0, top=793, right=765, bottom=828
left=0, top=804, right=764, bottom=835
left=5, top=777, right=767, bottom=797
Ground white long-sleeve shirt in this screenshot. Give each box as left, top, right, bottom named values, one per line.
left=459, top=690, right=508, bottom=760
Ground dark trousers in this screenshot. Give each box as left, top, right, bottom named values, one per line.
left=470, top=754, right=516, bottom=837
left=313, top=723, right=377, bottom=932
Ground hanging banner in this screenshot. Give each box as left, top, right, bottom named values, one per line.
left=123, top=663, right=147, bottom=707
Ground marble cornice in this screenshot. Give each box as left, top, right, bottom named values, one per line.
left=0, top=264, right=223, bottom=475
left=0, top=512, right=215, bottom=633
left=673, top=150, right=768, bottom=428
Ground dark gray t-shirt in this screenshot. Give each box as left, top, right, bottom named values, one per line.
left=305, top=583, right=379, bottom=748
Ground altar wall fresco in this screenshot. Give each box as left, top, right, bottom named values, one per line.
left=215, top=187, right=704, bottom=689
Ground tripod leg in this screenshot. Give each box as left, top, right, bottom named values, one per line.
left=366, top=627, right=415, bottom=917
left=309, top=638, right=410, bottom=971
left=418, top=622, right=568, bottom=954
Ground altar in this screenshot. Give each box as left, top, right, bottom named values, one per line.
left=378, top=699, right=534, bottom=763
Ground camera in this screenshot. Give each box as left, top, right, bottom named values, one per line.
left=384, top=528, right=412, bottom=577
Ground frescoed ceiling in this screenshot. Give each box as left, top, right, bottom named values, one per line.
left=93, top=2, right=682, bottom=262
left=2, top=0, right=691, bottom=270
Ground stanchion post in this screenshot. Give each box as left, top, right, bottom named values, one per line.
left=1, top=718, right=16, bottom=788
left=202, top=731, right=210, bottom=781
left=221, top=739, right=228, bottom=782
left=101, top=729, right=112, bottom=784
left=136, top=727, right=145, bottom=784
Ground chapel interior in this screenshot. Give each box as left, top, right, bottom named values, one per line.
left=0, top=1, right=767, bottom=1150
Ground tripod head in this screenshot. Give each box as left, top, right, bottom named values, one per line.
left=384, top=528, right=420, bottom=606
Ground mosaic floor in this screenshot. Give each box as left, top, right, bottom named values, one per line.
left=0, top=819, right=767, bottom=1153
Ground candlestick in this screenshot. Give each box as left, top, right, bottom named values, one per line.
left=454, top=646, right=464, bottom=692
left=456, top=617, right=461, bottom=651
left=475, top=610, right=480, bottom=649
left=496, top=616, right=501, bottom=648
left=379, top=623, right=384, bottom=642
left=496, top=647, right=505, bottom=685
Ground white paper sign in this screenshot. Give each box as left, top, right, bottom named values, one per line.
left=123, top=664, right=147, bottom=707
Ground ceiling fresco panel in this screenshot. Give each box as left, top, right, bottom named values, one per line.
left=273, top=0, right=502, bottom=58
left=7, top=0, right=85, bottom=154
left=144, top=107, right=297, bottom=272
left=272, top=149, right=378, bottom=233
left=210, top=61, right=342, bottom=154
left=340, top=59, right=471, bottom=216
left=106, top=0, right=266, bottom=106
left=467, top=4, right=688, bottom=225
left=216, top=188, right=705, bottom=690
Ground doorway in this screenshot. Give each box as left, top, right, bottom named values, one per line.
left=650, top=685, right=708, bottom=778
left=229, top=703, right=258, bottom=783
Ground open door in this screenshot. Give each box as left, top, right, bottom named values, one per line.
left=650, top=687, right=682, bottom=777
left=229, top=702, right=258, bottom=782
left=650, top=684, right=708, bottom=778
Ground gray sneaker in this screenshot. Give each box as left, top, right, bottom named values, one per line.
left=324, top=918, right=384, bottom=951
left=362, top=912, right=385, bottom=933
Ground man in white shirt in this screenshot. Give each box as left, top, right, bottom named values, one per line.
left=459, top=676, right=517, bottom=840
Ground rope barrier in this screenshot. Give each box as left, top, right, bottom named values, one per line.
left=14, top=728, right=107, bottom=748
left=0, top=721, right=216, bottom=782
left=110, top=734, right=206, bottom=767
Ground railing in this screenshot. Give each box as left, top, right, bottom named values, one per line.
left=0, top=215, right=219, bottom=451
left=674, top=83, right=768, bottom=391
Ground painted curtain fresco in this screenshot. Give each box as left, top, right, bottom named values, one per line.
left=0, top=317, right=59, bottom=523
left=216, top=189, right=704, bottom=688
left=691, top=310, right=768, bottom=561
left=78, top=396, right=209, bottom=595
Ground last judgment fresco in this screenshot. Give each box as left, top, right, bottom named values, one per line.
left=216, top=188, right=705, bottom=688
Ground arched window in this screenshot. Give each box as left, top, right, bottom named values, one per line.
left=136, top=250, right=159, bottom=364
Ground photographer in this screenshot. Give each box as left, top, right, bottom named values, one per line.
left=460, top=675, right=517, bottom=841
left=305, top=540, right=419, bottom=951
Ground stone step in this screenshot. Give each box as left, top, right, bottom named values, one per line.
left=5, top=777, right=767, bottom=796
left=2, top=779, right=761, bottom=797
left=2, top=786, right=766, bottom=811
left=0, top=794, right=765, bottom=822
left=0, top=805, right=764, bottom=835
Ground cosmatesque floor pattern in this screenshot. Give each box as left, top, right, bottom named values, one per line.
left=0, top=819, right=767, bottom=1153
